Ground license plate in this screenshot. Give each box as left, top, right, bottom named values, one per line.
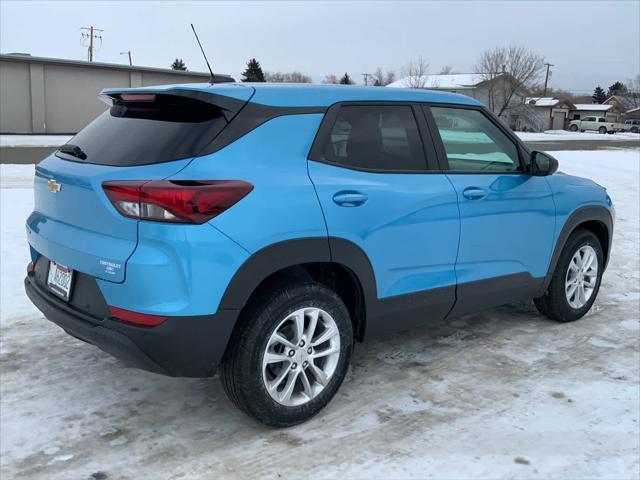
left=47, top=261, right=74, bottom=301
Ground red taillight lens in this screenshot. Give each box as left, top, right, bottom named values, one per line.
left=109, top=306, right=168, bottom=327
left=102, top=180, right=253, bottom=224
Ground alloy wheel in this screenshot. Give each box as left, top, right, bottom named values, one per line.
left=565, top=245, right=598, bottom=309
left=262, top=307, right=341, bottom=407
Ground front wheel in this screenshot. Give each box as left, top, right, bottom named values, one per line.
left=535, top=229, right=604, bottom=322
left=570, top=124, right=578, bottom=132
left=221, top=282, right=353, bottom=426
left=599, top=126, right=607, bottom=134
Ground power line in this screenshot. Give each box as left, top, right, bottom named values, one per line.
left=80, top=26, right=103, bottom=62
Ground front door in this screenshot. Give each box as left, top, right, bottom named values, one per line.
left=426, top=106, right=556, bottom=315
left=308, top=104, right=461, bottom=330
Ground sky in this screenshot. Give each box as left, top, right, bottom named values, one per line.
left=1, top=1, right=639, bottom=94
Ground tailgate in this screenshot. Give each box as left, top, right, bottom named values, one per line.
left=27, top=155, right=192, bottom=282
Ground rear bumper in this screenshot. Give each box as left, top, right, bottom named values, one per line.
left=24, top=272, right=239, bottom=377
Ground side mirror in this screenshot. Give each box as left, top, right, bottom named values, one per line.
left=530, top=151, right=559, bottom=176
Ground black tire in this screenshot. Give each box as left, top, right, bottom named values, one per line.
left=534, top=229, right=604, bottom=322
left=220, top=282, right=353, bottom=427
left=570, top=124, right=578, bottom=132
left=598, top=126, right=607, bottom=134
left=632, top=127, right=638, bottom=133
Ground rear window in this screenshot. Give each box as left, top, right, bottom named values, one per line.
left=320, top=105, right=426, bottom=171
left=58, top=94, right=230, bottom=166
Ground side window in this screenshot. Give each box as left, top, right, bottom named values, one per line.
left=321, top=105, right=426, bottom=171
left=429, top=106, right=521, bottom=172
left=598, top=118, right=606, bottom=123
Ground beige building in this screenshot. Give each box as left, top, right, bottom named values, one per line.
left=0, top=53, right=233, bottom=134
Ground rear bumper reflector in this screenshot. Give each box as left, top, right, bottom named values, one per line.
left=109, top=306, right=168, bottom=327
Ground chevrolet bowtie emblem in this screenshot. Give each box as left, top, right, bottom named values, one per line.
left=47, top=179, right=61, bottom=193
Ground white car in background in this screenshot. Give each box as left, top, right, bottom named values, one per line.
left=568, top=116, right=623, bottom=134
left=621, top=119, right=639, bottom=133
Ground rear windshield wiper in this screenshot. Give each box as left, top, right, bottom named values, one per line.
left=58, top=143, right=87, bottom=160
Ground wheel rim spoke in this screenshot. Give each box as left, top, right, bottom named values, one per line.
left=274, top=333, right=296, bottom=350
left=309, top=361, right=328, bottom=386
left=264, top=352, right=291, bottom=365
left=311, top=325, right=338, bottom=347
left=299, top=369, right=314, bottom=399
left=311, top=345, right=340, bottom=360
left=305, top=309, right=320, bottom=343
left=279, top=369, right=300, bottom=403
left=292, top=311, right=305, bottom=344
left=268, top=366, right=290, bottom=392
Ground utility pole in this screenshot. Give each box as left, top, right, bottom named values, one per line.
left=81, top=26, right=103, bottom=62
left=120, top=50, right=132, bottom=66
left=543, top=63, right=554, bottom=96
left=362, top=73, right=371, bottom=86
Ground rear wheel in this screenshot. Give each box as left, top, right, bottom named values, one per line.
left=598, top=126, right=607, bottom=134
left=632, top=127, right=639, bottom=133
left=570, top=124, right=578, bottom=132
left=221, top=282, right=353, bottom=426
left=535, top=229, right=603, bottom=322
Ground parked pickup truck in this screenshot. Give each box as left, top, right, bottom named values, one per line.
left=621, top=119, right=640, bottom=133
left=568, top=116, right=623, bottom=134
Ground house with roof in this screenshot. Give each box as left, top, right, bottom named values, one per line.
left=569, top=103, right=616, bottom=123
left=626, top=106, right=640, bottom=121
left=523, top=97, right=575, bottom=131
left=387, top=73, right=532, bottom=129
left=602, top=95, right=640, bottom=122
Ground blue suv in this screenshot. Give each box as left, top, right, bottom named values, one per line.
left=24, top=83, right=614, bottom=426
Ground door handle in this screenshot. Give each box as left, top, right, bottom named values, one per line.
left=332, top=191, right=368, bottom=207
left=462, top=187, right=488, bottom=200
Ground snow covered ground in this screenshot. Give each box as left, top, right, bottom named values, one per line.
left=1, top=150, right=639, bottom=479
left=516, top=130, right=640, bottom=142
left=0, top=135, right=72, bottom=148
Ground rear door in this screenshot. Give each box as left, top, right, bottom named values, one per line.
left=425, top=105, right=556, bottom=315
left=27, top=89, right=252, bottom=282
left=308, top=103, right=460, bottom=325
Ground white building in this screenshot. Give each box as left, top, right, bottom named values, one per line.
left=569, top=104, right=614, bottom=122
left=523, top=97, right=575, bottom=131
left=387, top=73, right=532, bottom=130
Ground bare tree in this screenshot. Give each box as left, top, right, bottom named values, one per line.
left=322, top=74, right=340, bottom=84
left=401, top=56, right=430, bottom=88
left=439, top=65, right=454, bottom=74
left=371, top=67, right=396, bottom=86
left=627, top=74, right=640, bottom=108
left=474, top=45, right=545, bottom=116
left=265, top=71, right=312, bottom=83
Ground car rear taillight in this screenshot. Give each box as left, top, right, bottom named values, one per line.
left=102, top=180, right=253, bottom=224
left=109, top=306, right=168, bottom=327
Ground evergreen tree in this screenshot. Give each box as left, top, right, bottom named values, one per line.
left=171, top=58, right=187, bottom=71
left=607, top=81, right=627, bottom=97
left=592, top=86, right=607, bottom=103
left=241, top=58, right=266, bottom=82
left=339, top=73, right=354, bottom=85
